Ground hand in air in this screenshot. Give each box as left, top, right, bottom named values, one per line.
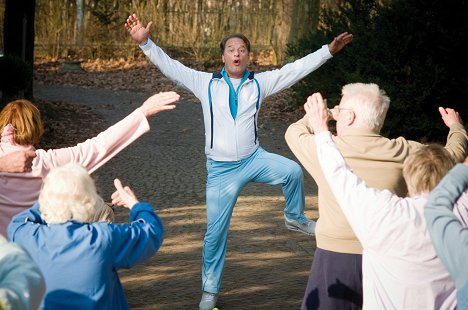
left=111, top=178, right=139, bottom=210
left=140, top=91, right=180, bottom=117
left=328, top=32, right=353, bottom=55
left=438, top=107, right=462, bottom=128
left=304, top=92, right=329, bottom=133
left=125, top=13, right=153, bottom=45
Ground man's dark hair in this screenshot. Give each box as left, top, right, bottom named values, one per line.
left=219, top=33, right=251, bottom=54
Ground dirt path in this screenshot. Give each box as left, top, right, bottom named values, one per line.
left=35, top=83, right=319, bottom=309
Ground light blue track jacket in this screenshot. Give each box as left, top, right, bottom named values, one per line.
left=140, top=38, right=332, bottom=161
left=8, top=202, right=164, bottom=310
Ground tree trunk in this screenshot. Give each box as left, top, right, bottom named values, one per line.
left=3, top=0, right=36, bottom=100
left=76, top=0, right=84, bottom=45
left=289, top=0, right=320, bottom=44
left=270, top=0, right=293, bottom=64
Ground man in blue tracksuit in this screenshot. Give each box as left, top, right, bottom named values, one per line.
left=125, top=13, right=353, bottom=310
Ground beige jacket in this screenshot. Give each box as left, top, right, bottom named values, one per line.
left=285, top=116, right=467, bottom=254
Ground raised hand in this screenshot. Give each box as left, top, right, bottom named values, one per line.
left=304, top=92, right=329, bottom=133
left=111, top=178, right=139, bottom=209
left=140, top=91, right=180, bottom=117
left=328, top=32, right=353, bottom=55
left=125, top=13, right=153, bottom=45
left=438, top=107, right=462, bottom=128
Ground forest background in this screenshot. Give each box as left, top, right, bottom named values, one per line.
left=0, top=0, right=467, bottom=142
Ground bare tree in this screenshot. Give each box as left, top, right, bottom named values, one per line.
left=2, top=0, right=36, bottom=101
left=76, top=0, right=84, bottom=45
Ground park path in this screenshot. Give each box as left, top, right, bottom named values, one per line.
left=35, top=83, right=319, bottom=310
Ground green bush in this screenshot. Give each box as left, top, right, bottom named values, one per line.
left=287, top=0, right=468, bottom=142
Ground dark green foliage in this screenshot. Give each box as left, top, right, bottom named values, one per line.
left=89, top=1, right=120, bottom=26
left=0, top=55, right=33, bottom=104
left=287, top=0, right=468, bottom=142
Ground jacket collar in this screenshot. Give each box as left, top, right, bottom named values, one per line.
left=212, top=69, right=255, bottom=80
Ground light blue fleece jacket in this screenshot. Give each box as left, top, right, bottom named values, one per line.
left=8, top=202, right=164, bottom=310
left=425, top=163, right=468, bottom=309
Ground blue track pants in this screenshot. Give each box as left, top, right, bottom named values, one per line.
left=202, top=147, right=306, bottom=293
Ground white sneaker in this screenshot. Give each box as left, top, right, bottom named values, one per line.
left=199, top=291, right=218, bottom=310
left=284, top=214, right=316, bottom=236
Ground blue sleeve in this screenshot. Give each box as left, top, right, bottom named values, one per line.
left=110, top=202, right=164, bottom=269
left=7, top=203, right=45, bottom=241
left=424, top=163, right=468, bottom=289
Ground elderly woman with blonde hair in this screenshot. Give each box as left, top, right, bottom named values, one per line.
left=0, top=91, right=180, bottom=236
left=7, top=163, right=164, bottom=309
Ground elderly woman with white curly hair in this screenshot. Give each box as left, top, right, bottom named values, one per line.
left=7, top=163, right=164, bottom=310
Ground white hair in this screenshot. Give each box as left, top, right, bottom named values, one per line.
left=39, top=163, right=114, bottom=224
left=341, top=83, right=390, bottom=132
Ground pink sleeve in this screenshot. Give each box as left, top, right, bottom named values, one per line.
left=34, top=108, right=149, bottom=173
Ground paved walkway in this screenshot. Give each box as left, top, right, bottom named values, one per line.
left=35, top=83, right=319, bottom=309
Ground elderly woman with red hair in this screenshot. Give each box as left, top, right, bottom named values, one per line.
left=0, top=91, right=179, bottom=236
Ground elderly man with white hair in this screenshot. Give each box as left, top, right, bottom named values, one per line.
left=285, top=82, right=467, bottom=309
left=7, top=163, right=164, bottom=310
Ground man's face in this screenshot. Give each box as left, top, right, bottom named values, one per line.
left=333, top=95, right=354, bottom=135
left=222, top=37, right=249, bottom=79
